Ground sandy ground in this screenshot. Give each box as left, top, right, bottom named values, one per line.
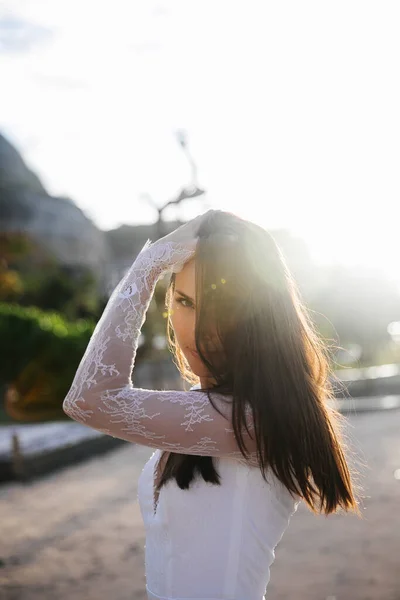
left=0, top=407, right=399, bottom=600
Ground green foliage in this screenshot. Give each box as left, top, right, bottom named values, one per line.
left=0, top=269, right=24, bottom=300
left=0, top=302, right=95, bottom=416
left=21, top=264, right=101, bottom=320
left=0, top=231, right=102, bottom=320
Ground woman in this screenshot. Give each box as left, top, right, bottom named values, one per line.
left=63, top=209, right=362, bottom=600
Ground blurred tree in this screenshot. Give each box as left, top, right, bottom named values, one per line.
left=23, top=265, right=100, bottom=320
left=0, top=231, right=30, bottom=301
left=0, top=231, right=101, bottom=319
left=0, top=302, right=95, bottom=422
left=0, top=268, right=24, bottom=300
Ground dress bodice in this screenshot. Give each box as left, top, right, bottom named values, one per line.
left=137, top=385, right=300, bottom=600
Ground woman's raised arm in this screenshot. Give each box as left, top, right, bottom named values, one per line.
left=62, top=236, right=258, bottom=466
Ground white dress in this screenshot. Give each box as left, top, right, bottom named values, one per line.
left=137, top=386, right=300, bottom=600
left=62, top=238, right=301, bottom=600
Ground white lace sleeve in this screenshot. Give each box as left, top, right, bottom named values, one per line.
left=62, top=239, right=258, bottom=465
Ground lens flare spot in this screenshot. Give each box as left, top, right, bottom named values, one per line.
left=221, top=278, right=226, bottom=284
left=211, top=283, right=217, bottom=289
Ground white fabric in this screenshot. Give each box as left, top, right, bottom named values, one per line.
left=138, top=384, right=300, bottom=600
left=62, top=238, right=301, bottom=600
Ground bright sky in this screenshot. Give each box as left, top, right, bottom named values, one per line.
left=0, top=1, right=399, bottom=285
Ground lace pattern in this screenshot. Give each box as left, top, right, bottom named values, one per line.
left=63, top=239, right=258, bottom=467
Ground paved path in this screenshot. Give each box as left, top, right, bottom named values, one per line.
left=0, top=407, right=399, bottom=600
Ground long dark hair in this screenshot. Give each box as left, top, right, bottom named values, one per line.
left=157, top=210, right=363, bottom=516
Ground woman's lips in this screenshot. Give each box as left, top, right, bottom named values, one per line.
left=188, top=348, right=199, bottom=357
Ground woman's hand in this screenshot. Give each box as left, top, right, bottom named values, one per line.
left=153, top=209, right=215, bottom=272
left=156, top=209, right=214, bottom=247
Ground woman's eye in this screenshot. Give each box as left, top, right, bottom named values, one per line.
left=177, top=297, right=193, bottom=308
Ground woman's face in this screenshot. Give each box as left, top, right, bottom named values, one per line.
left=169, top=258, right=219, bottom=384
